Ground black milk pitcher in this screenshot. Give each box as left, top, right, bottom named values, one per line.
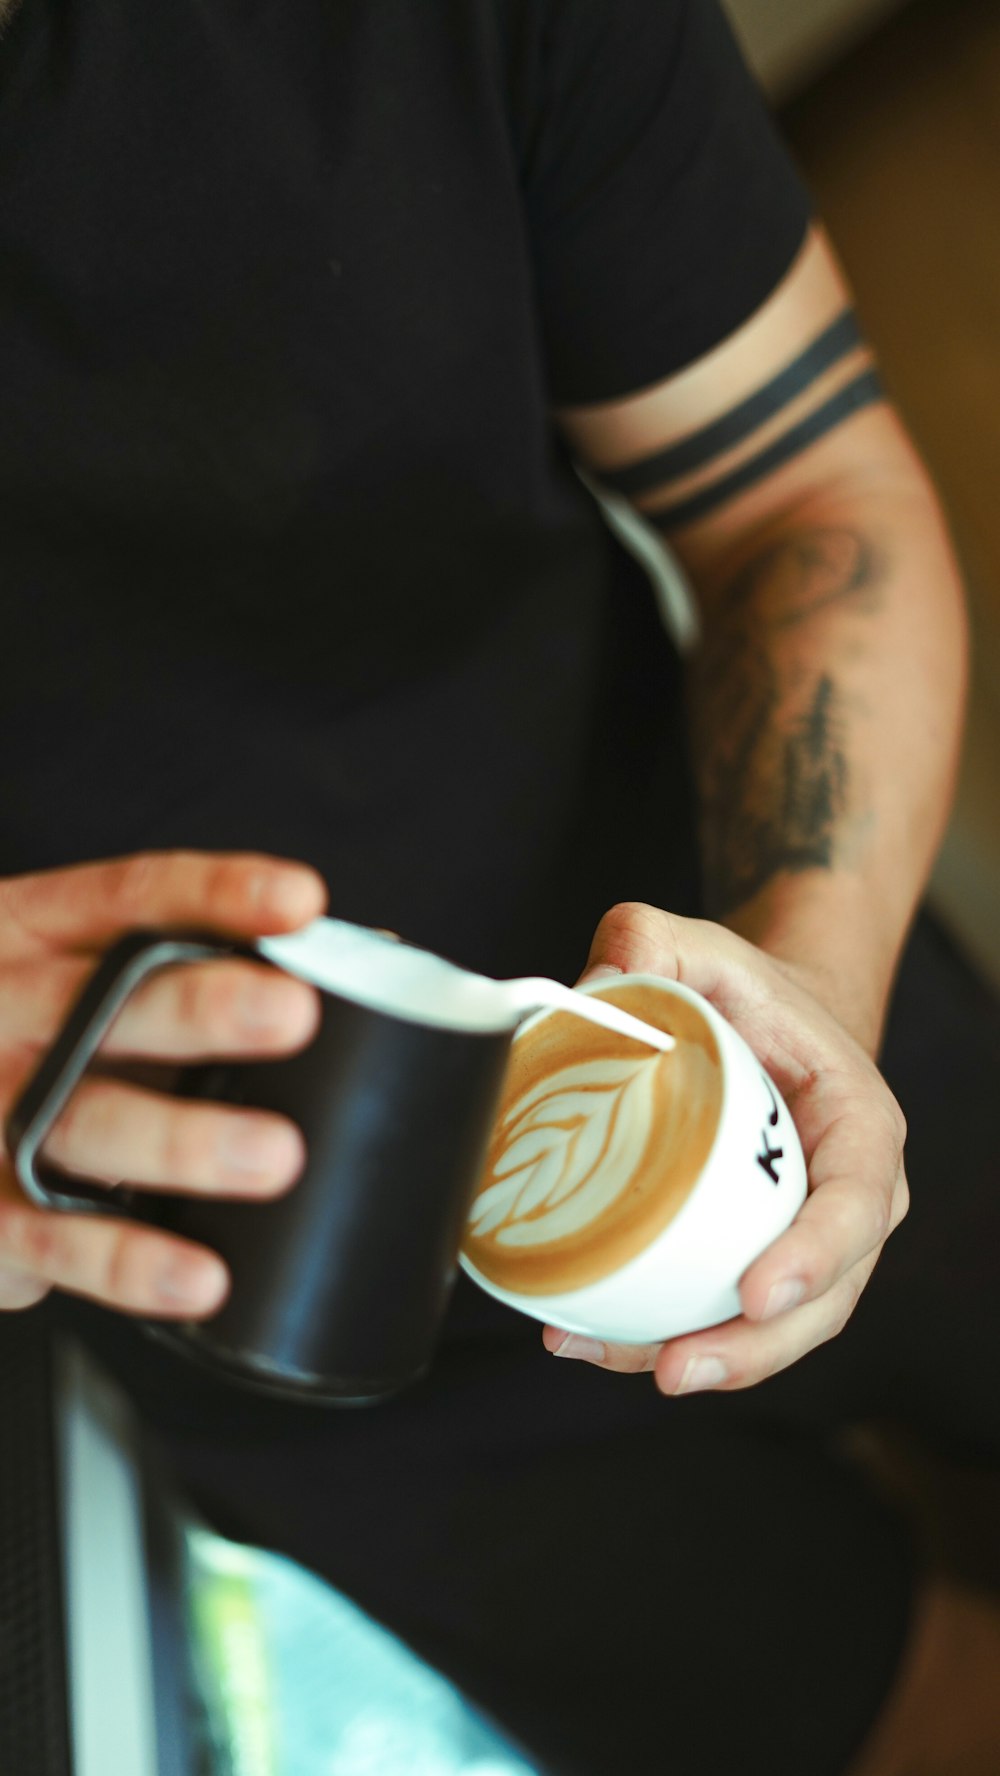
left=5, top=919, right=669, bottom=1406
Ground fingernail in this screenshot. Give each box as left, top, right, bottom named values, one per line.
left=223, top=1119, right=302, bottom=1179
left=552, top=1335, right=607, bottom=1363
left=252, top=867, right=325, bottom=922
left=157, top=1256, right=228, bottom=1311
left=763, top=1278, right=807, bottom=1320
left=675, top=1356, right=728, bottom=1394
left=577, top=965, right=623, bottom=986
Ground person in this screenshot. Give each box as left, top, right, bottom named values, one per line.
left=0, top=1, right=998, bottom=1770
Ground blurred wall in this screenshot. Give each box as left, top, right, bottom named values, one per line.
left=725, top=0, right=910, bottom=94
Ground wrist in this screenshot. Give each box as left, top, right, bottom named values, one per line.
left=718, top=873, right=901, bottom=1054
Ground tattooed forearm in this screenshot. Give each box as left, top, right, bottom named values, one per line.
left=690, top=527, right=885, bottom=915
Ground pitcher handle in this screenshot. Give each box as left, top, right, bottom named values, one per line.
left=4, top=929, right=248, bottom=1214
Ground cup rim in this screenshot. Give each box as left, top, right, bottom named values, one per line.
left=464, top=972, right=738, bottom=1301
left=514, top=971, right=716, bottom=1040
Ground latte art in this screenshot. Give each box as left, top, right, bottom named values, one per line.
left=463, top=984, right=725, bottom=1296
left=469, top=1054, right=665, bottom=1249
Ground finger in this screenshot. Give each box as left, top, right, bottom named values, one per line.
left=654, top=1249, right=881, bottom=1395
left=578, top=902, right=760, bottom=1020
left=40, top=1078, right=306, bottom=1197
left=542, top=1158, right=908, bottom=1380
left=543, top=1325, right=662, bottom=1374
left=542, top=1160, right=908, bottom=1380
left=0, top=1186, right=229, bottom=1318
left=738, top=1103, right=906, bottom=1323
left=0, top=1263, right=51, bottom=1311
left=577, top=903, right=853, bottom=1093
left=0, top=850, right=328, bottom=959
left=0, top=956, right=322, bottom=1061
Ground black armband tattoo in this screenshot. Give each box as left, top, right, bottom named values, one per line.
left=600, top=310, right=864, bottom=498
left=648, top=368, right=884, bottom=534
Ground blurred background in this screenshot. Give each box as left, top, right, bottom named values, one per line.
left=726, top=0, right=1000, bottom=1651
left=729, top=0, right=1000, bottom=991
left=6, top=7, right=998, bottom=1774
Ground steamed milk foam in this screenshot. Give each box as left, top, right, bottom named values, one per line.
left=462, top=984, right=724, bottom=1295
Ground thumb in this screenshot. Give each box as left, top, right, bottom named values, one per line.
left=576, top=901, right=686, bottom=988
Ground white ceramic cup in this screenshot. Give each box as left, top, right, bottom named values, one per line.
left=459, top=974, right=808, bottom=1344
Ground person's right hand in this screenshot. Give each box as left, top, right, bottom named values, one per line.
left=0, top=851, right=328, bottom=1318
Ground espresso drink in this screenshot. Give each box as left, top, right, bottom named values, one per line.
left=462, top=984, right=724, bottom=1296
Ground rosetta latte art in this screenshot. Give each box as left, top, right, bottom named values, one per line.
left=464, top=983, right=723, bottom=1294
left=468, top=1055, right=666, bottom=1248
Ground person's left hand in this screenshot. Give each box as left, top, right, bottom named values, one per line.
left=542, top=902, right=909, bottom=1396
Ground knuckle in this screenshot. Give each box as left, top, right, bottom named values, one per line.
left=618, top=1344, right=658, bottom=1374
left=172, top=963, right=209, bottom=1032
left=0, top=1207, right=53, bottom=1303
left=102, top=1225, right=148, bottom=1304
left=50, top=1082, right=110, bottom=1163
left=176, top=964, right=239, bottom=1040
left=875, top=1088, right=907, bottom=1154
left=203, top=855, right=254, bottom=918
left=18, top=1209, right=73, bottom=1274
left=813, top=1195, right=857, bottom=1258
left=869, top=1194, right=893, bottom=1250
left=828, top=1276, right=863, bottom=1339
left=160, top=1109, right=215, bottom=1182
left=107, top=853, right=160, bottom=923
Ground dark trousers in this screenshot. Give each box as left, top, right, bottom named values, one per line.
left=70, top=910, right=1000, bottom=1776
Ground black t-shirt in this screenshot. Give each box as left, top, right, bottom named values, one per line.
left=0, top=0, right=809, bottom=981
left=0, top=38, right=924, bottom=1763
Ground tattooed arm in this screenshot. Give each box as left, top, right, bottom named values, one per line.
left=543, top=226, right=965, bottom=1388
left=559, top=226, right=967, bottom=1053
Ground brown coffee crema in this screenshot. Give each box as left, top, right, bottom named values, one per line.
left=462, top=984, right=723, bottom=1295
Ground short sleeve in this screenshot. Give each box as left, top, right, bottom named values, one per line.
left=519, top=0, right=812, bottom=404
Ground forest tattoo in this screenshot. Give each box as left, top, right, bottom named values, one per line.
left=689, top=529, right=884, bottom=914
